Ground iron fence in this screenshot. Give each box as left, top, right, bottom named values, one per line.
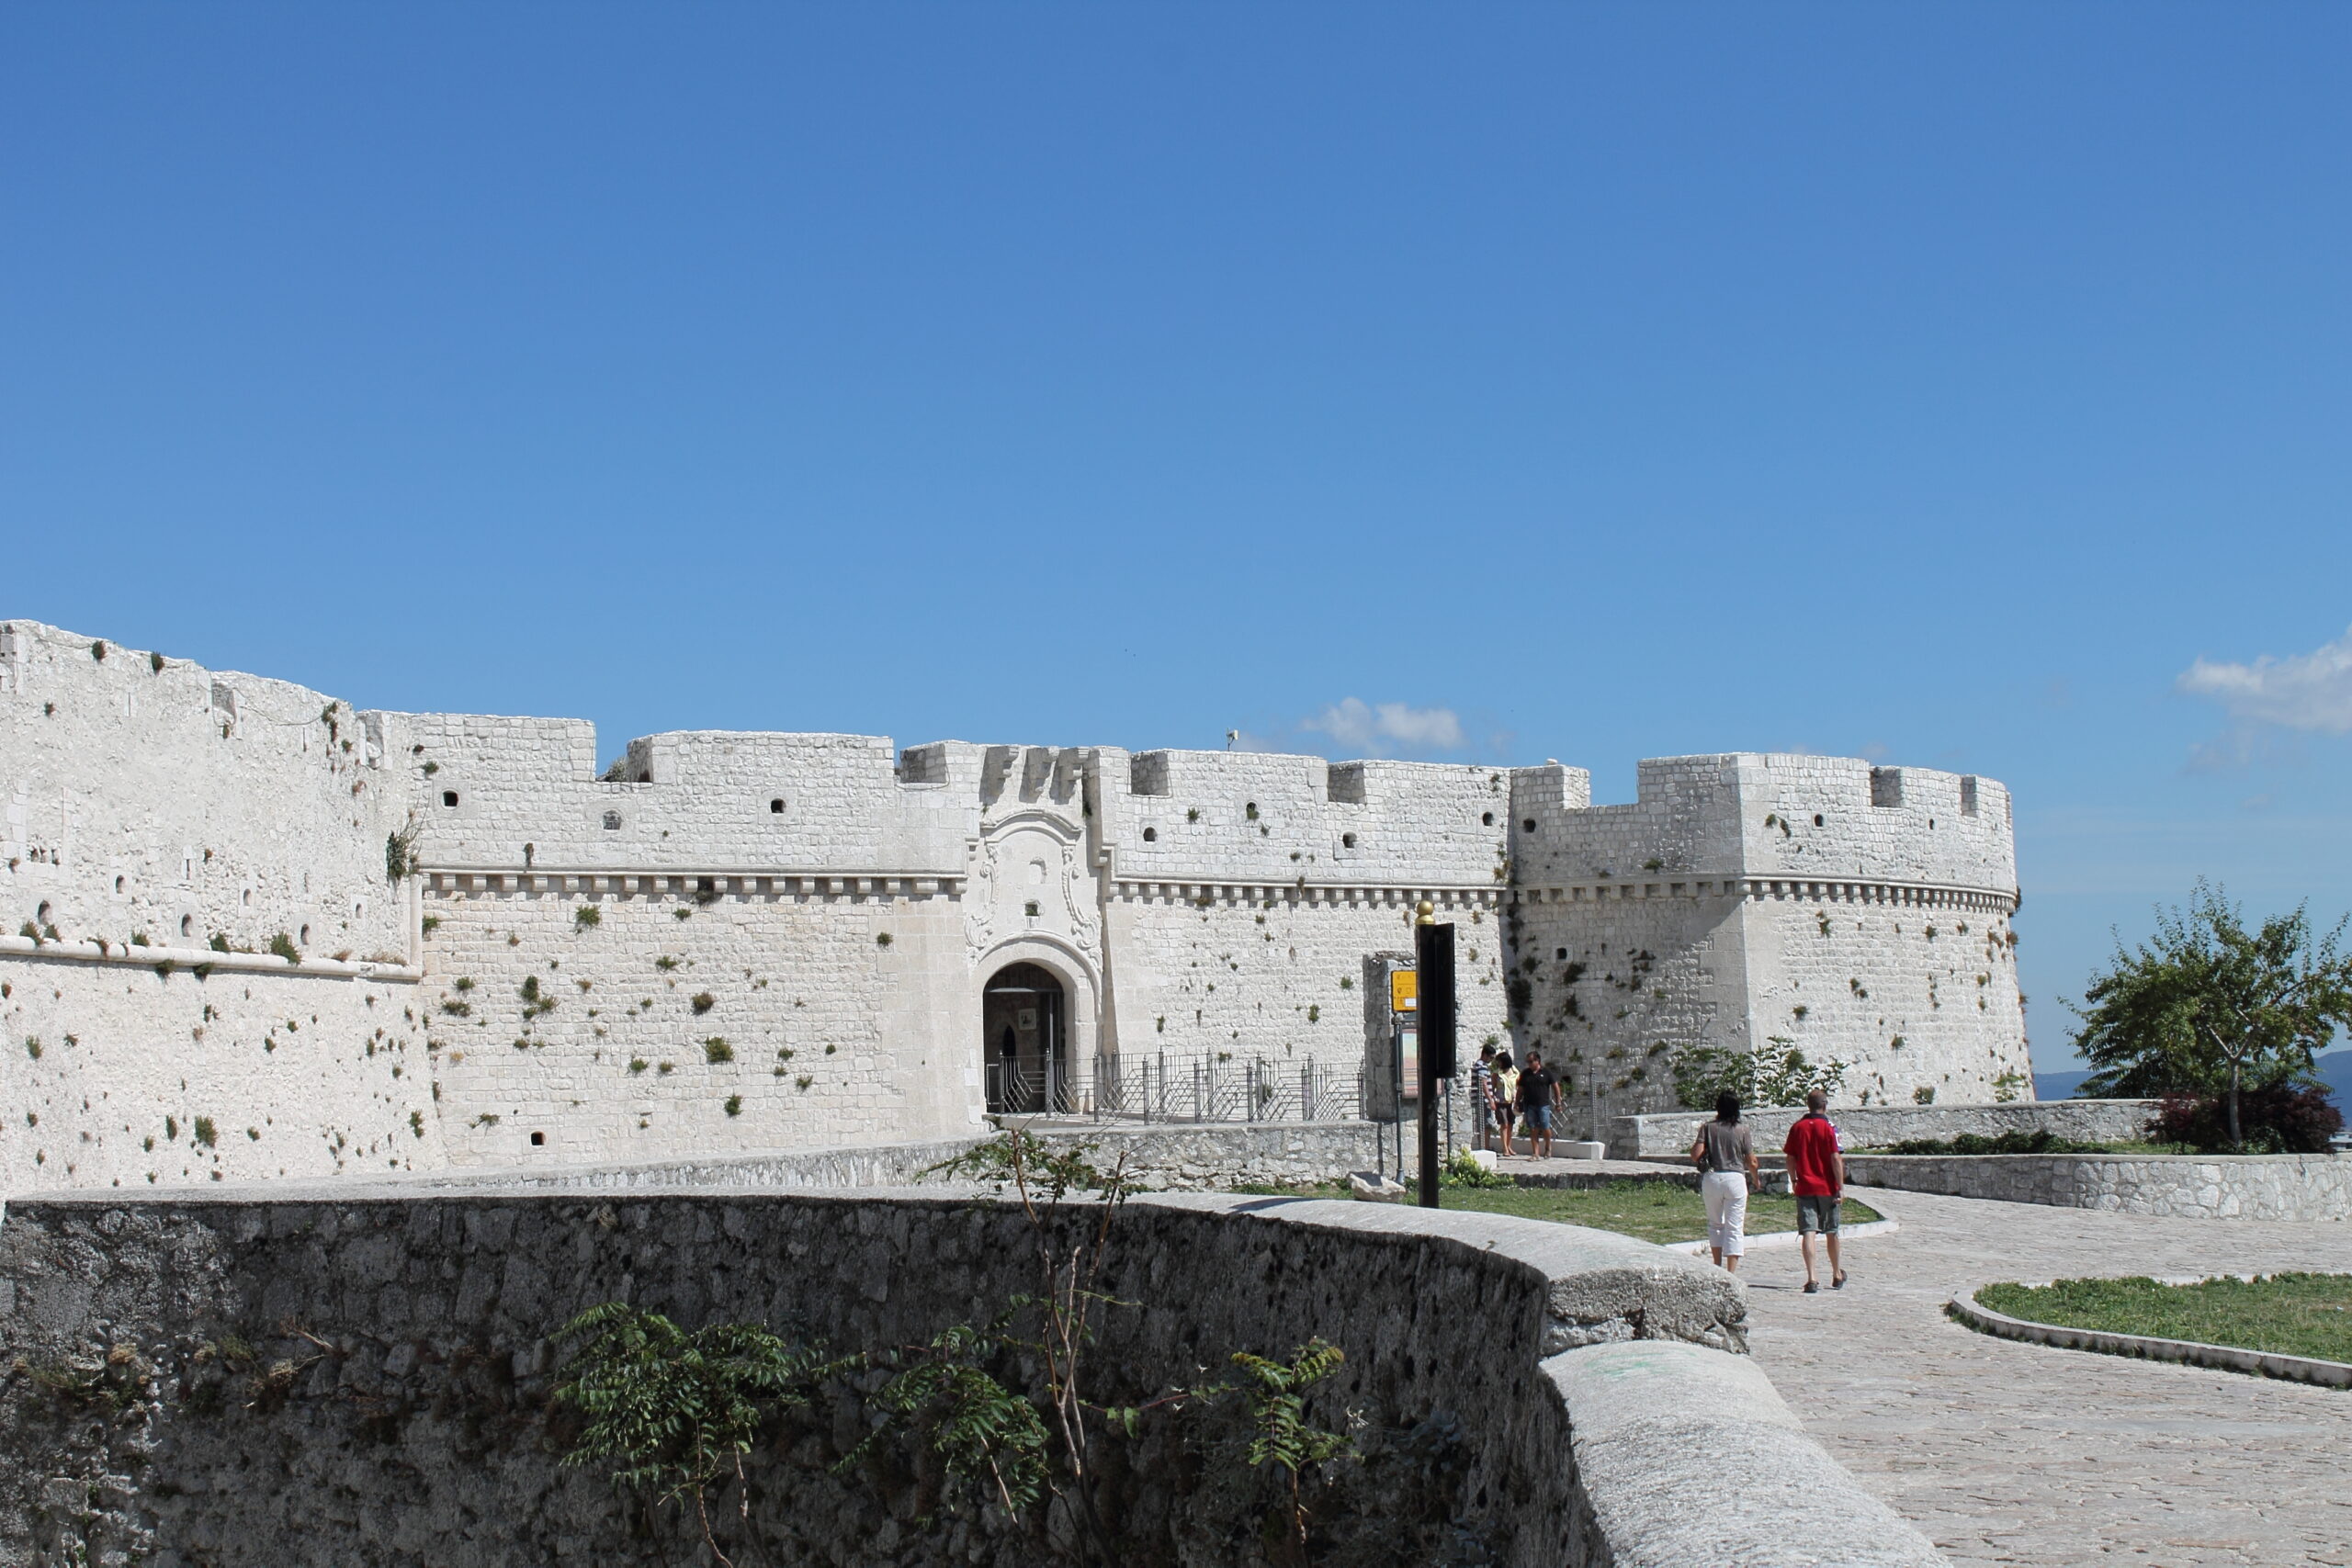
left=986, top=1051, right=1366, bottom=1123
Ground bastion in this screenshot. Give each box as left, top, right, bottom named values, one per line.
left=1, top=619, right=2030, bottom=1193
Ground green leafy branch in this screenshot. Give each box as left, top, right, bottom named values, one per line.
left=554, top=1303, right=821, bottom=1568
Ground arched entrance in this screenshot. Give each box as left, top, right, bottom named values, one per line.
left=983, top=962, right=1067, bottom=1114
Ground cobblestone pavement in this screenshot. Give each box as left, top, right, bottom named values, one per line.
left=1731, top=1188, right=2352, bottom=1567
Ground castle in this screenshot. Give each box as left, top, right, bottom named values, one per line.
left=0, top=619, right=2030, bottom=1191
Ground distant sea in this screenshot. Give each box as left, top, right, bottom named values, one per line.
left=2036, top=1051, right=2352, bottom=1118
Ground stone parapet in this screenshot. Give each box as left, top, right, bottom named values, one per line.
left=314, top=1122, right=1386, bottom=1197
left=0, top=1188, right=1944, bottom=1566
left=1613, top=1100, right=2160, bottom=1158
left=1844, top=1151, right=2352, bottom=1221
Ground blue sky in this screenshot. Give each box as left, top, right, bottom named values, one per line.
left=6, top=5, right=2350, bottom=1070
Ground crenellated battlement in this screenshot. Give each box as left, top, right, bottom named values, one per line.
left=1097, top=748, right=1508, bottom=887
left=1507, top=751, right=2015, bottom=899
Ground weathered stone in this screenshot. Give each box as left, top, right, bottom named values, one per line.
left=0, top=1186, right=1934, bottom=1568
left=1841, top=1150, right=2352, bottom=1221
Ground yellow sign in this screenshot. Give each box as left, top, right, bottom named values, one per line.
left=1389, top=969, right=1417, bottom=1012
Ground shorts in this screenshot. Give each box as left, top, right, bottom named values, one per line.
left=1796, top=1194, right=1841, bottom=1235
left=1526, top=1104, right=1553, bottom=1133
left=1701, top=1169, right=1748, bottom=1257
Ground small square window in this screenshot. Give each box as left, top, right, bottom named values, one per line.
left=441, top=790, right=458, bottom=807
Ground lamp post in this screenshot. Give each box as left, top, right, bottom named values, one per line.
left=1414, top=900, right=1456, bottom=1208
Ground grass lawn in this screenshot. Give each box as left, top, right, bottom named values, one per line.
left=1974, top=1274, right=2352, bottom=1363
left=1230, top=1179, right=1882, bottom=1247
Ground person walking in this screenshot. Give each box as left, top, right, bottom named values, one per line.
left=1783, top=1088, right=1848, bottom=1292
left=1690, top=1091, right=1758, bottom=1271
left=1519, top=1051, right=1560, bottom=1158
left=1470, top=1043, right=1499, bottom=1151
left=1493, top=1051, right=1521, bottom=1157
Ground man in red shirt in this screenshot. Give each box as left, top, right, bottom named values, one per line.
left=1782, top=1089, right=1848, bottom=1293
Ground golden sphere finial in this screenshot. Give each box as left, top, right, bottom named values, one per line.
left=1415, top=898, right=1436, bottom=925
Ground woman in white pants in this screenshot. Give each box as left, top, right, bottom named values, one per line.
left=1690, top=1091, right=1759, bottom=1271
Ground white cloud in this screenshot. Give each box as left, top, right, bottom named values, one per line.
left=2178, top=626, right=2352, bottom=734
left=1302, top=697, right=1465, bottom=755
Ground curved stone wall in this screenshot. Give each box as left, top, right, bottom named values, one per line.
left=0, top=1188, right=1943, bottom=1567
left=1615, top=1100, right=2160, bottom=1159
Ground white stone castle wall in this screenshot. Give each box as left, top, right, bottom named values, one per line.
left=0, top=959, right=438, bottom=1189
left=419, top=879, right=974, bottom=1166
left=1505, top=753, right=2028, bottom=1122
left=1093, top=749, right=1510, bottom=1080
left=2, top=619, right=2030, bottom=1188
left=1, top=621, right=446, bottom=1192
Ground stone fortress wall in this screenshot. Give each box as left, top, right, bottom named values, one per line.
left=1508, top=752, right=2030, bottom=1136
left=2, top=619, right=2028, bottom=1191
left=0, top=622, right=447, bottom=1195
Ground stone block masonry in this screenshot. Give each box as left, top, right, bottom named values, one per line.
left=0, top=1187, right=1946, bottom=1567
left=1615, top=1099, right=2161, bottom=1159
left=1508, top=752, right=2030, bottom=1141
left=1844, top=1150, right=2352, bottom=1221
left=5, top=618, right=2024, bottom=1193
left=0, top=622, right=444, bottom=1194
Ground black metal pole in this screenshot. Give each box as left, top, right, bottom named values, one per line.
left=1416, top=906, right=1456, bottom=1209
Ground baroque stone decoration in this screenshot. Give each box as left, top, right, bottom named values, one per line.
left=0, top=619, right=2030, bottom=1192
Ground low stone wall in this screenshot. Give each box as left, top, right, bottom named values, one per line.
left=0, top=1185, right=1944, bottom=1568
left=1023, top=1120, right=1384, bottom=1189
left=1614, top=1100, right=2159, bottom=1158
left=328, top=1121, right=1384, bottom=1199
left=1845, top=1152, right=2352, bottom=1221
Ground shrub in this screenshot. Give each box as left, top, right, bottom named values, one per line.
left=703, top=1037, right=733, bottom=1064
left=574, top=905, right=601, bottom=929
left=1440, top=1148, right=1511, bottom=1189
left=2152, top=1086, right=2342, bottom=1154
left=1884, top=1130, right=2112, bottom=1156
left=268, top=932, right=300, bottom=964
left=691, top=992, right=715, bottom=1015
left=193, top=1116, right=218, bottom=1148
left=723, top=1095, right=743, bottom=1117
left=1670, top=1043, right=1850, bottom=1111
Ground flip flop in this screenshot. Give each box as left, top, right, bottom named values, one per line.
left=1832, top=1272, right=1848, bottom=1289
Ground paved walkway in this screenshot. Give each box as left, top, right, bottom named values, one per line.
left=1728, top=1188, right=2352, bottom=1567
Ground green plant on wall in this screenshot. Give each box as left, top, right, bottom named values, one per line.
left=385, top=818, right=420, bottom=882
left=556, top=1304, right=821, bottom=1565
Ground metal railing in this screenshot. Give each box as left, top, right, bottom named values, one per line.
left=987, top=1052, right=1366, bottom=1123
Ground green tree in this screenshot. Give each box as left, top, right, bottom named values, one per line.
left=2073, top=882, right=2352, bottom=1150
